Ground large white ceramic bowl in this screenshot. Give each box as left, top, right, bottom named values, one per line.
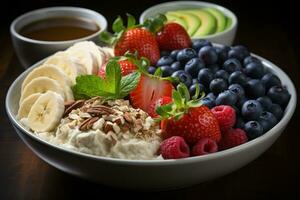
left=140, top=1, right=238, bottom=46
left=5, top=51, right=296, bottom=190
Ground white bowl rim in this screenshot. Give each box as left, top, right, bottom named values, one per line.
left=5, top=48, right=297, bottom=166
left=139, top=1, right=238, bottom=39
left=10, top=6, right=108, bottom=45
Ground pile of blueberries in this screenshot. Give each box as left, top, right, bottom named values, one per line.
left=147, top=39, right=291, bottom=140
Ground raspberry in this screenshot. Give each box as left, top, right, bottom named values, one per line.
left=191, top=138, right=218, bottom=156
left=218, top=128, right=248, bottom=150
left=211, top=105, right=236, bottom=131
left=159, top=136, right=190, bottom=159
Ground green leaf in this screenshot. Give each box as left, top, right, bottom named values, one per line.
left=112, top=16, right=125, bottom=33
left=192, top=83, right=200, bottom=100
left=102, top=60, right=121, bottom=97
left=99, top=31, right=114, bottom=44
left=177, top=83, right=190, bottom=103
left=187, top=99, right=202, bottom=108
left=127, top=13, right=136, bottom=28
left=154, top=67, right=162, bottom=77
left=143, top=13, right=167, bottom=34
left=172, top=90, right=183, bottom=108
left=119, top=72, right=141, bottom=98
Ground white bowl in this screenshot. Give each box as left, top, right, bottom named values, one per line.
left=139, top=1, right=238, bottom=46
left=5, top=51, right=296, bottom=190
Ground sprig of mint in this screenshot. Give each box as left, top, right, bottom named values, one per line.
left=72, top=59, right=140, bottom=100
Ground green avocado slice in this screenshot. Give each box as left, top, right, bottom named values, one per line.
left=225, top=16, right=232, bottom=29
left=204, top=8, right=227, bottom=33
left=166, top=11, right=201, bottom=36
left=166, top=13, right=188, bottom=30
left=183, top=9, right=217, bottom=37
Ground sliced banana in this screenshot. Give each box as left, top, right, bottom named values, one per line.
left=66, top=47, right=99, bottom=74
left=101, top=47, right=114, bottom=59
left=28, top=91, right=64, bottom=132
left=44, top=51, right=86, bottom=84
left=20, top=77, right=65, bottom=105
left=68, top=41, right=106, bottom=69
left=21, top=64, right=72, bottom=92
left=17, top=93, right=41, bottom=119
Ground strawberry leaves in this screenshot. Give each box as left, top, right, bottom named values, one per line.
left=143, top=14, right=167, bottom=34
left=72, top=59, right=140, bottom=100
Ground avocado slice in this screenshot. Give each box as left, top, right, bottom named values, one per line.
left=184, top=10, right=217, bottom=37
left=166, top=13, right=188, bottom=30
left=204, top=8, right=227, bottom=33
left=166, top=11, right=201, bottom=36
left=225, top=16, right=232, bottom=29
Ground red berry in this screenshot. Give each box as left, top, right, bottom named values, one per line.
left=218, top=128, right=248, bottom=150
left=130, top=75, right=173, bottom=112
left=148, top=96, right=172, bottom=118
left=211, top=105, right=236, bottom=132
left=98, top=59, right=137, bottom=77
left=192, top=138, right=218, bottom=156
left=114, top=28, right=160, bottom=65
left=159, top=136, right=190, bottom=159
left=156, top=23, right=191, bottom=51
left=161, top=106, right=221, bottom=144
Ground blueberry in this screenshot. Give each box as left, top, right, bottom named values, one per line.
left=228, top=49, right=245, bottom=61
left=215, top=45, right=230, bottom=64
left=245, top=79, right=265, bottom=98
left=231, top=45, right=250, bottom=59
left=223, top=58, right=242, bottom=73
left=215, top=90, right=238, bottom=106
left=177, top=48, right=197, bottom=63
left=215, top=69, right=229, bottom=80
left=267, top=85, right=290, bottom=106
left=147, top=66, right=156, bottom=75
left=258, top=111, right=278, bottom=132
left=189, top=83, right=205, bottom=96
left=229, top=84, right=245, bottom=100
left=244, top=121, right=264, bottom=139
left=178, top=71, right=192, bottom=87
left=171, top=61, right=182, bottom=71
left=170, top=50, right=179, bottom=60
left=267, top=103, right=283, bottom=120
left=210, top=78, right=228, bottom=95
left=241, top=100, right=263, bottom=120
left=171, top=70, right=185, bottom=86
left=228, top=71, right=247, bottom=86
left=256, top=96, right=272, bottom=110
left=198, top=46, right=218, bottom=65
left=245, top=62, right=265, bottom=79
left=207, top=64, right=220, bottom=73
left=160, top=50, right=170, bottom=57
left=206, top=92, right=216, bottom=100
left=192, top=78, right=199, bottom=84
left=160, top=66, right=174, bottom=77
left=235, top=116, right=245, bottom=129
left=202, top=97, right=215, bottom=109
left=261, top=73, right=281, bottom=90
left=184, top=58, right=205, bottom=78
left=243, top=56, right=262, bottom=66
left=236, top=97, right=248, bottom=109
left=192, top=39, right=212, bottom=52
left=156, top=56, right=174, bottom=66
left=197, top=68, right=214, bottom=87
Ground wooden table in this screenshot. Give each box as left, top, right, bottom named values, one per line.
left=1, top=1, right=300, bottom=199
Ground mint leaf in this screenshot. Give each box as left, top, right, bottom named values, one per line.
left=119, top=72, right=140, bottom=98
left=154, top=67, right=162, bottom=77
left=112, top=16, right=124, bottom=33
left=104, top=60, right=121, bottom=96
left=127, top=13, right=136, bottom=28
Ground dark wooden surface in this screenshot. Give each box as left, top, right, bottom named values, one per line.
left=1, top=0, right=300, bottom=199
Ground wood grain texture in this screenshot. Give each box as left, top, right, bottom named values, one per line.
left=1, top=1, right=300, bottom=199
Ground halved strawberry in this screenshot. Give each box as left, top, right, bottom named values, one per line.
left=98, top=59, right=137, bottom=77
left=130, top=75, right=173, bottom=112
left=148, top=96, right=173, bottom=118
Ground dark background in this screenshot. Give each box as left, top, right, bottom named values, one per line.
left=1, top=0, right=300, bottom=199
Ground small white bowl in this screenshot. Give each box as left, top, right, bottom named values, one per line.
left=5, top=49, right=296, bottom=191
left=140, top=1, right=238, bottom=46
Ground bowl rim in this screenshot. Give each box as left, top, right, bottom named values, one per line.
left=139, top=1, right=238, bottom=39
left=5, top=48, right=297, bottom=166
left=10, top=6, right=108, bottom=45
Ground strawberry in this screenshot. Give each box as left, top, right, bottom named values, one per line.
left=158, top=83, right=221, bottom=144
left=156, top=22, right=192, bottom=51
left=143, top=14, right=191, bottom=51
left=100, top=14, right=160, bottom=65
left=148, top=96, right=172, bottom=118
left=98, top=59, right=137, bottom=77
left=130, top=74, right=173, bottom=112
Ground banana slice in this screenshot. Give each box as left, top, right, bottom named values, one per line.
left=28, top=91, right=64, bottom=132
left=66, top=47, right=99, bottom=74
left=68, top=41, right=106, bottom=69
left=44, top=51, right=86, bottom=84
left=20, top=77, right=65, bottom=104
left=101, top=47, right=114, bottom=59
left=17, top=93, right=41, bottom=119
